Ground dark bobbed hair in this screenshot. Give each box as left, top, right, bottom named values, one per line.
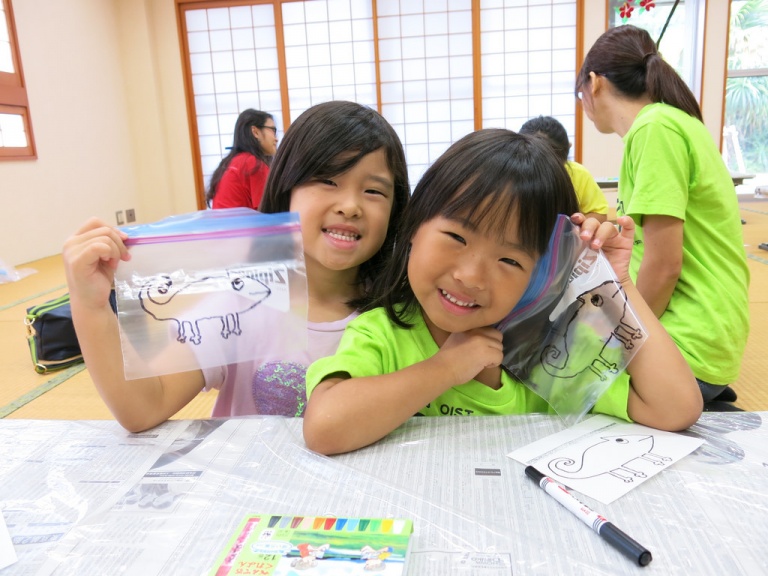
left=576, top=25, right=702, bottom=122
left=370, top=128, right=579, bottom=327
left=519, top=116, right=570, bottom=163
left=259, top=100, right=410, bottom=309
left=206, top=109, right=274, bottom=205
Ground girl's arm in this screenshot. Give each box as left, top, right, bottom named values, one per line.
left=63, top=218, right=205, bottom=432
left=576, top=215, right=702, bottom=431
left=633, top=214, right=683, bottom=317
left=303, top=327, right=503, bottom=455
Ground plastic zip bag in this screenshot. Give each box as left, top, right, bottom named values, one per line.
left=114, top=208, right=307, bottom=379
left=497, top=215, right=647, bottom=426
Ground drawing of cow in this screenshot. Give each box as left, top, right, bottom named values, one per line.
left=138, top=269, right=271, bottom=345
left=540, top=281, right=644, bottom=381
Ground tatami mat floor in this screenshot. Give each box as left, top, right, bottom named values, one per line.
left=2, top=199, right=767, bottom=421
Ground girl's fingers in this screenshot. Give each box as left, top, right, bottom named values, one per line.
left=616, top=214, right=635, bottom=237
left=578, top=219, right=606, bottom=245
left=569, top=212, right=586, bottom=224
left=574, top=215, right=636, bottom=251
left=72, top=218, right=129, bottom=244
left=67, top=221, right=131, bottom=262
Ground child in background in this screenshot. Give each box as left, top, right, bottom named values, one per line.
left=63, top=101, right=410, bottom=431
left=519, top=115, right=608, bottom=223
left=303, top=129, right=702, bottom=455
left=206, top=109, right=279, bottom=210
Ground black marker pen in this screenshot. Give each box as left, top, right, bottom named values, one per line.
left=525, top=465, right=652, bottom=567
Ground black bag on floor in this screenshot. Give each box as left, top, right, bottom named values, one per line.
left=25, top=293, right=83, bottom=373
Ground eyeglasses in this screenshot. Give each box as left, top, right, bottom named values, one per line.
left=260, top=125, right=278, bottom=135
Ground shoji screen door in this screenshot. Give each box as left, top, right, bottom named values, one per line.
left=178, top=0, right=579, bottom=207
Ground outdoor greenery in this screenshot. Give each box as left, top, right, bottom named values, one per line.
left=725, top=0, right=768, bottom=174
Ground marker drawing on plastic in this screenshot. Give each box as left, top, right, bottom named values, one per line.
left=138, top=268, right=272, bottom=345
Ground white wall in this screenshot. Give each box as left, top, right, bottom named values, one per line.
left=0, top=0, right=728, bottom=267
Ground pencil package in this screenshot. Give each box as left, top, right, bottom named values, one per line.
left=497, top=215, right=647, bottom=425
left=113, top=208, right=307, bottom=379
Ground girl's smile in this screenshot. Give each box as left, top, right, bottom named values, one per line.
left=323, top=224, right=362, bottom=248
left=438, top=288, right=479, bottom=314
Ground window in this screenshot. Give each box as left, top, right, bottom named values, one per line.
left=0, top=0, right=35, bottom=159
left=184, top=4, right=282, bottom=185
left=178, top=0, right=581, bottom=206
left=723, top=0, right=768, bottom=188
left=378, top=1, right=476, bottom=186
left=481, top=0, right=578, bottom=158
left=608, top=0, right=705, bottom=101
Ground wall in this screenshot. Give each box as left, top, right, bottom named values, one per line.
left=114, top=0, right=197, bottom=224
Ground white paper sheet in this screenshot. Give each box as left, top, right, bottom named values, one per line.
left=0, top=511, right=17, bottom=571
left=507, top=414, right=704, bottom=503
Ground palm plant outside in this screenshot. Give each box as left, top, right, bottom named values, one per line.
left=725, top=0, right=768, bottom=177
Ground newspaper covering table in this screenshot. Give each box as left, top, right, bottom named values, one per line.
left=1, top=412, right=766, bottom=575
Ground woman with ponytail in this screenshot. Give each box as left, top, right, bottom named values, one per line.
left=576, top=25, right=749, bottom=407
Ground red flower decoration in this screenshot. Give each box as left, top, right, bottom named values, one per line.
left=619, top=2, right=635, bottom=19
left=640, top=0, right=655, bottom=9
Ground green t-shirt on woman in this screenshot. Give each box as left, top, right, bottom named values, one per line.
left=618, top=103, right=750, bottom=384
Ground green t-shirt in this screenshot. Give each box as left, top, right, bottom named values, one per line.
left=306, top=307, right=631, bottom=420
left=618, top=103, right=750, bottom=384
left=567, top=161, right=609, bottom=216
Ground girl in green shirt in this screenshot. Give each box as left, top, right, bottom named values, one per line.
left=304, top=129, right=702, bottom=455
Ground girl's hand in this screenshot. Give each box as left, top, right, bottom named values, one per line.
left=571, top=213, right=635, bottom=283
left=63, top=218, right=131, bottom=310
left=435, top=327, right=503, bottom=385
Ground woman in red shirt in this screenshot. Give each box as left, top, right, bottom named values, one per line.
left=206, top=109, right=278, bottom=210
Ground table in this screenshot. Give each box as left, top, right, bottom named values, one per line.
left=595, top=177, right=619, bottom=190
left=730, top=171, right=756, bottom=186
left=597, top=172, right=756, bottom=189
left=2, top=413, right=767, bottom=575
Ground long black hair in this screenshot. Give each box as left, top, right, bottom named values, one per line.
left=370, top=129, right=579, bottom=327
left=206, top=109, right=274, bottom=206
left=576, top=25, right=701, bottom=121
left=260, top=101, right=410, bottom=310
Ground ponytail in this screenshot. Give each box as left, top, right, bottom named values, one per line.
left=577, top=25, right=701, bottom=122
left=645, top=54, right=701, bottom=121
